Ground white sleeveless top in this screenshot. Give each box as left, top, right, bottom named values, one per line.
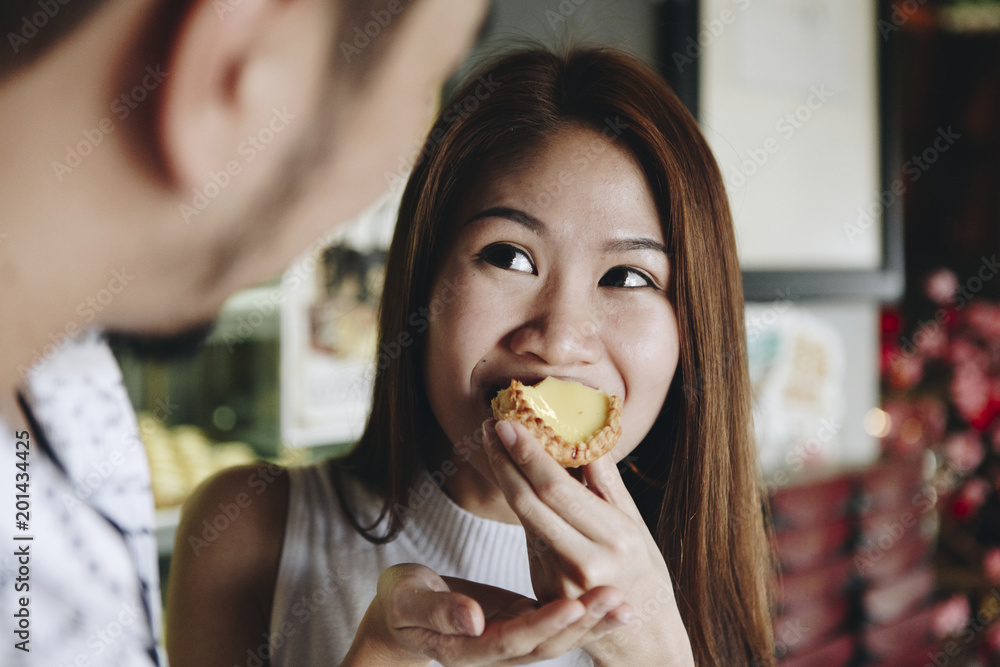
left=269, top=462, right=593, bottom=666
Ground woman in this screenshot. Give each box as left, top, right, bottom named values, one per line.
left=166, top=47, right=774, bottom=666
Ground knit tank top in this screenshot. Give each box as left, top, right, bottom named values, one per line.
left=268, top=461, right=593, bottom=666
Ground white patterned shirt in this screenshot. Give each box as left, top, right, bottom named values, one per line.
left=0, top=330, right=161, bottom=666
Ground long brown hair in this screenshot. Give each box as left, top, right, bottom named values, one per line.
left=335, top=46, right=774, bottom=666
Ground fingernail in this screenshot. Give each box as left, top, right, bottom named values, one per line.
left=591, top=600, right=616, bottom=618
left=608, top=608, right=633, bottom=628
left=495, top=420, right=517, bottom=449
left=563, top=604, right=586, bottom=626
left=481, top=419, right=497, bottom=445
left=452, top=607, right=471, bottom=635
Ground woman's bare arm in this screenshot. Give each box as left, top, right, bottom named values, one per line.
left=165, top=463, right=289, bottom=667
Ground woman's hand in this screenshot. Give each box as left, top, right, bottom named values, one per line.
left=341, top=562, right=628, bottom=666
left=483, top=420, right=695, bottom=666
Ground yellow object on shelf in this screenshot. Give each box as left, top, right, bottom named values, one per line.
left=138, top=412, right=257, bottom=509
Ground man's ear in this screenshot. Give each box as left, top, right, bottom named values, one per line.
left=157, top=0, right=329, bottom=191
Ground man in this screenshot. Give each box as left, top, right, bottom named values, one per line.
left=0, top=0, right=487, bottom=664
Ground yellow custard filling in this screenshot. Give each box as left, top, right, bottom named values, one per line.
left=519, top=377, right=609, bottom=443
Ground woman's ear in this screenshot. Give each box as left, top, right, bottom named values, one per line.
left=157, top=0, right=330, bottom=191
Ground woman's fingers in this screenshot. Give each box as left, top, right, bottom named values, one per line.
left=483, top=422, right=588, bottom=552
left=428, top=597, right=587, bottom=665
left=378, top=564, right=485, bottom=636
left=526, top=586, right=632, bottom=658
left=441, top=576, right=537, bottom=623
left=487, top=420, right=619, bottom=544
left=581, top=454, right=646, bottom=524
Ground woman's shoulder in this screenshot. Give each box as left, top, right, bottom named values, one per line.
left=172, top=462, right=291, bottom=578
left=165, top=463, right=292, bottom=661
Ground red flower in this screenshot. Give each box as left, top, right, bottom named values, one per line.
left=951, top=477, right=991, bottom=521
left=881, top=307, right=903, bottom=337
left=944, top=431, right=986, bottom=474
left=925, top=269, right=959, bottom=305
left=951, top=363, right=994, bottom=429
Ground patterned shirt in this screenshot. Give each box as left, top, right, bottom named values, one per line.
left=0, top=330, right=162, bottom=666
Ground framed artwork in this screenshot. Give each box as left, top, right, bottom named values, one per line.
left=658, top=0, right=904, bottom=301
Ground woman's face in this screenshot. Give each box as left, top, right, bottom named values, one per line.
left=425, top=126, right=680, bottom=479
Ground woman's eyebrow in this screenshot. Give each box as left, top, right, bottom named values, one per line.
left=464, top=206, right=543, bottom=233
left=604, top=237, right=670, bottom=256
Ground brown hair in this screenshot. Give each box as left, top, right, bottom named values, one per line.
left=335, top=46, right=774, bottom=666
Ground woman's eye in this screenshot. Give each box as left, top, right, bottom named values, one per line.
left=600, top=266, right=654, bottom=288
left=477, top=244, right=536, bottom=274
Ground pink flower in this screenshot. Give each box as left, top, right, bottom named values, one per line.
left=914, top=323, right=949, bottom=359
left=925, top=269, right=959, bottom=305
left=966, top=302, right=1000, bottom=340
left=949, top=338, right=989, bottom=369
left=887, top=352, right=924, bottom=391
left=951, top=477, right=991, bottom=521
left=951, top=364, right=992, bottom=429
left=933, top=595, right=970, bottom=637
left=985, top=616, right=1000, bottom=655
left=944, top=431, right=986, bottom=474
left=985, top=548, right=1000, bottom=585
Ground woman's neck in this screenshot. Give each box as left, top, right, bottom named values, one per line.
left=440, top=455, right=521, bottom=525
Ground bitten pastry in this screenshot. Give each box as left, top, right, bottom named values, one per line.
left=491, top=377, right=622, bottom=467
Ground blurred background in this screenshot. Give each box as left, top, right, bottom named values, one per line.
left=115, top=1, right=1000, bottom=664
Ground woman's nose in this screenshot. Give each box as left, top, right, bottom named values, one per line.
left=508, top=291, right=603, bottom=367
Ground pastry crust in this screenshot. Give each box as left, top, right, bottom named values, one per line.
left=491, top=379, right=623, bottom=467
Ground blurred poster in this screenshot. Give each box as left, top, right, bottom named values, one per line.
left=280, top=189, right=401, bottom=448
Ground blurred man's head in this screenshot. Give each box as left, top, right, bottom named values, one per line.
left=0, top=0, right=486, bottom=367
